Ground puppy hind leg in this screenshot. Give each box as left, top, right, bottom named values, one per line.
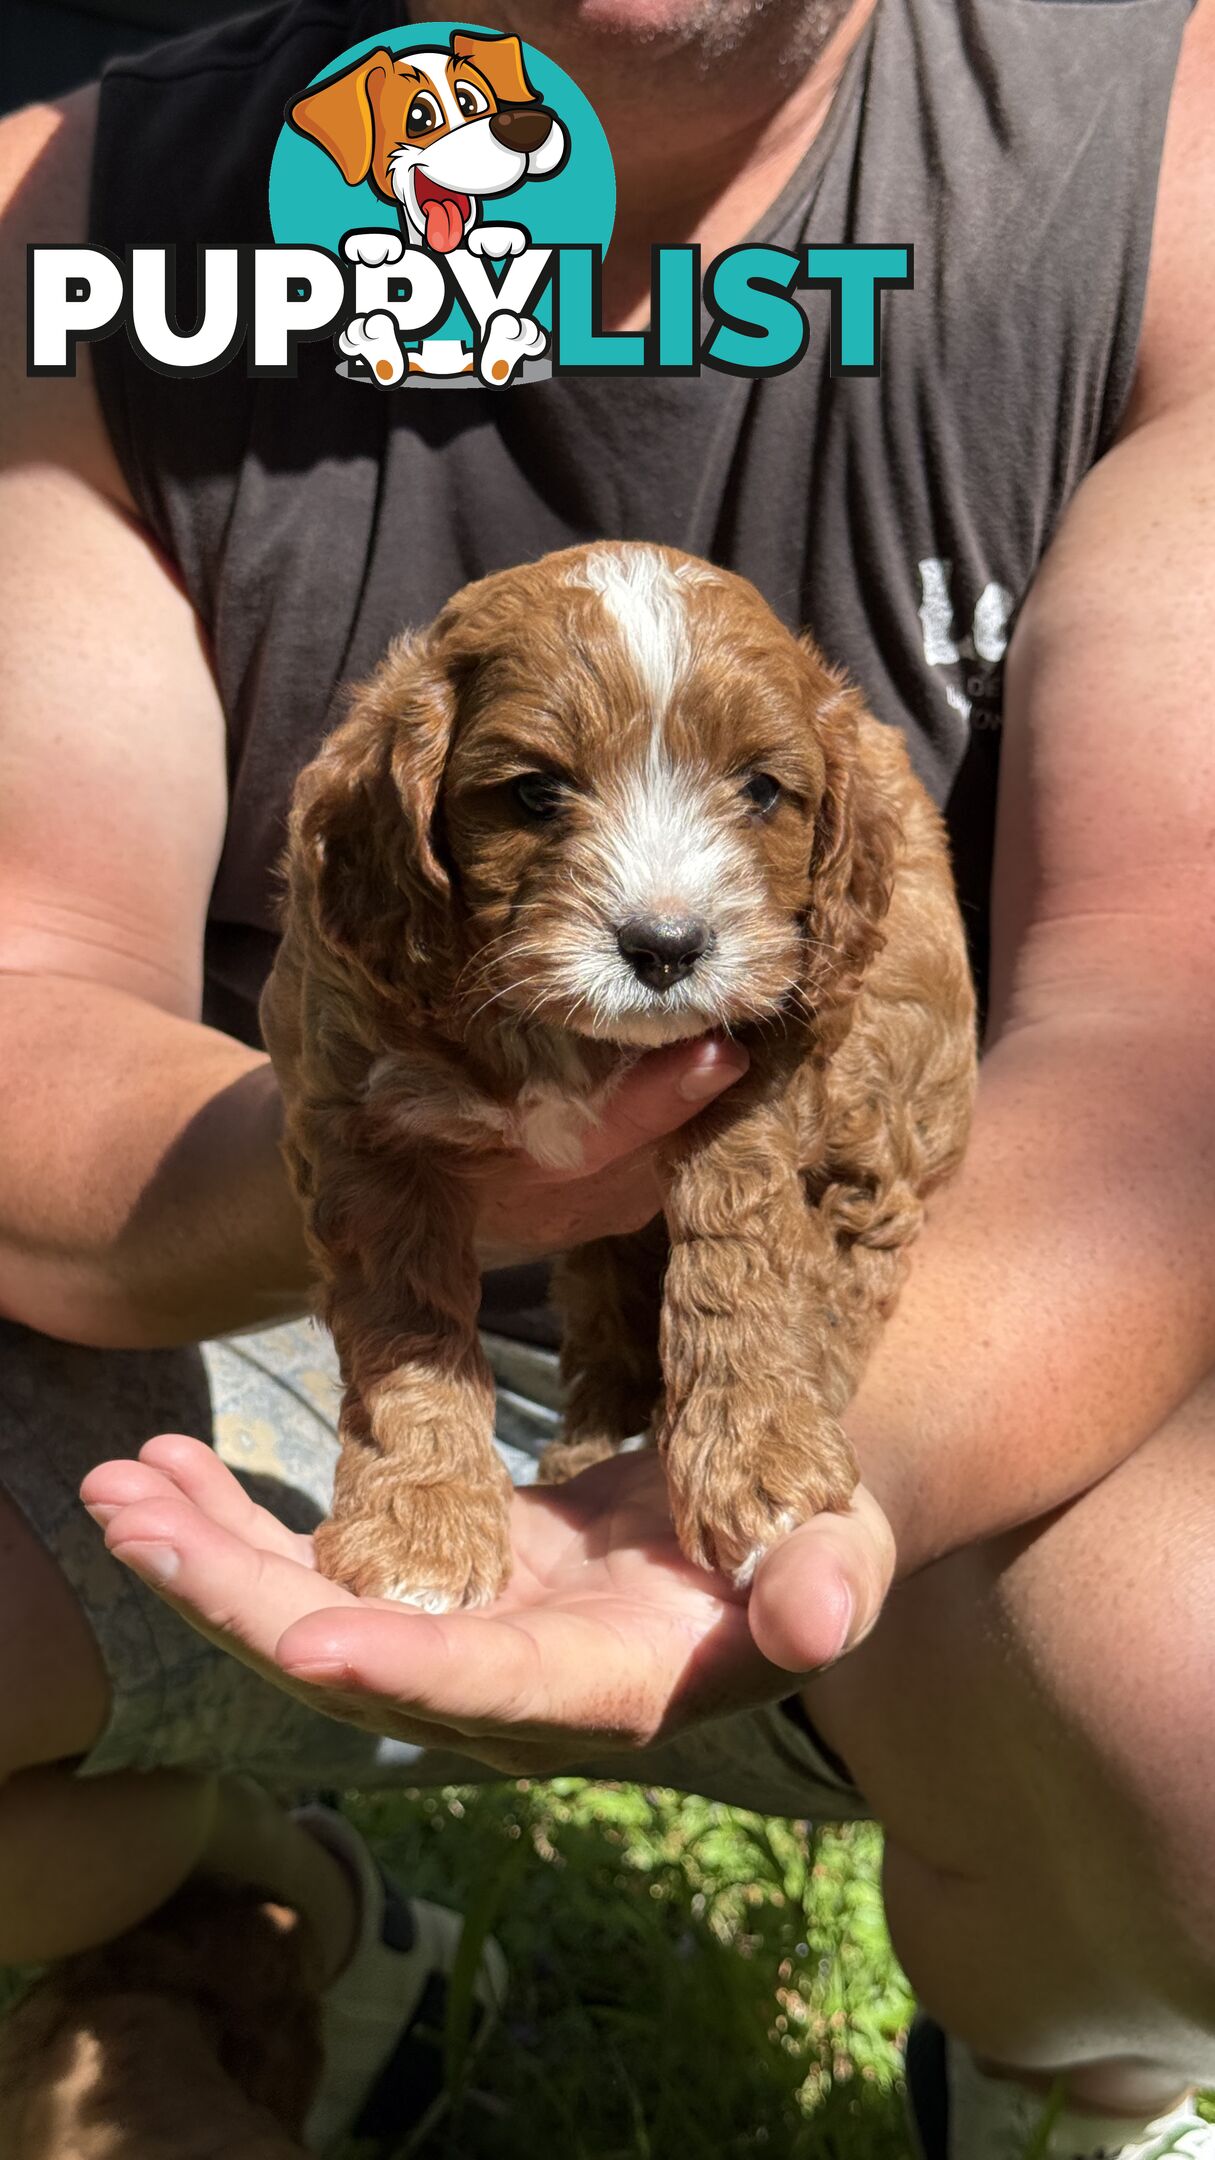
left=539, top=1226, right=666, bottom=1485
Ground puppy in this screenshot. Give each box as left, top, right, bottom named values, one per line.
left=263, top=543, right=977, bottom=1609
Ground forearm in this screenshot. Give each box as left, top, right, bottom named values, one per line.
left=847, top=1000, right=1215, bottom=1576
left=0, top=974, right=313, bottom=1348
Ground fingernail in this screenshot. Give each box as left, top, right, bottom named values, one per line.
left=284, top=1657, right=348, bottom=1685
left=825, top=1581, right=855, bottom=1664
left=82, top=1501, right=118, bottom=1527
left=677, top=1044, right=749, bottom=1101
left=112, top=1540, right=180, bottom=1585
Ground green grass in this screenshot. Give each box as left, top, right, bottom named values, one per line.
left=340, top=1781, right=915, bottom=2160
left=0, top=1783, right=911, bottom=2156
left=5, top=1776, right=1212, bottom=2156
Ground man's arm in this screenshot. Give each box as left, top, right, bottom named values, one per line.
left=832, top=0, right=1215, bottom=1581
left=0, top=94, right=318, bottom=1347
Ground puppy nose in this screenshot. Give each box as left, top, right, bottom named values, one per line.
left=488, top=108, right=553, bottom=152
left=617, top=915, right=712, bottom=991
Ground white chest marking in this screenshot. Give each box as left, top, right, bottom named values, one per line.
left=365, top=1056, right=616, bottom=1174
left=509, top=1079, right=607, bottom=1171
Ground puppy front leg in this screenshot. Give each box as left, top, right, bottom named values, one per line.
left=540, top=1223, right=667, bottom=1483
left=311, top=1153, right=511, bottom=1611
left=657, top=1104, right=860, bottom=1586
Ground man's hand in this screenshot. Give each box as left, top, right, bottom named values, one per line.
left=473, top=1033, right=750, bottom=1264
left=80, top=1436, right=895, bottom=1770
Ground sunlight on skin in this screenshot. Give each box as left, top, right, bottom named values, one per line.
left=80, top=1434, right=895, bottom=1775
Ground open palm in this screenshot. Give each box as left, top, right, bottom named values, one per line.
left=82, top=1434, right=894, bottom=1773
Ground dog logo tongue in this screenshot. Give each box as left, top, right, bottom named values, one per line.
left=416, top=174, right=472, bottom=254
left=424, top=196, right=464, bottom=251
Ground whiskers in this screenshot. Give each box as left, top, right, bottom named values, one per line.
left=464, top=970, right=559, bottom=1028
left=449, top=888, right=841, bottom=1049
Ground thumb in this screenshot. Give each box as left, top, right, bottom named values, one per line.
left=573, top=1035, right=750, bottom=1175
left=746, top=1484, right=897, bottom=1673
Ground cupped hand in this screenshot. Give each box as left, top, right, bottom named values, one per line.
left=472, top=1033, right=749, bottom=1264
left=80, top=1437, right=896, bottom=1774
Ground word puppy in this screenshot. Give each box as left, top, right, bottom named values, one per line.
left=264, top=544, right=977, bottom=1609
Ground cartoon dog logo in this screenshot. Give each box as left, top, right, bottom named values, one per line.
left=288, top=30, right=566, bottom=387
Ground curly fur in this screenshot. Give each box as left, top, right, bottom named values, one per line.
left=262, top=542, right=977, bottom=1603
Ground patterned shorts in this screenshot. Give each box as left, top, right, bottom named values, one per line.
left=0, top=1315, right=865, bottom=1819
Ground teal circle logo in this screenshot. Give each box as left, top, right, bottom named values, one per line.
left=268, top=21, right=615, bottom=382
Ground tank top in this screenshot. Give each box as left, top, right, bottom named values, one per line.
left=89, top=0, right=1190, bottom=1338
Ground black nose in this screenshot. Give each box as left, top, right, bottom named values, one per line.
left=617, top=915, right=712, bottom=991
left=488, top=107, right=553, bottom=153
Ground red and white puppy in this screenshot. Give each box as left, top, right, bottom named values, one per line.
left=263, top=543, right=976, bottom=1610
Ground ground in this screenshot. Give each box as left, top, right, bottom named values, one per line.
left=341, top=1783, right=915, bottom=2160
left=4, top=1781, right=1213, bottom=2157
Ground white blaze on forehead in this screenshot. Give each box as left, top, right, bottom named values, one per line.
left=596, top=739, right=751, bottom=919
left=556, top=735, right=772, bottom=1042
left=573, top=546, right=711, bottom=714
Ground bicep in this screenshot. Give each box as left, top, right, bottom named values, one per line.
left=990, top=392, right=1215, bottom=1045
left=0, top=93, right=228, bottom=1020
left=990, top=0, right=1215, bottom=1044
left=0, top=461, right=229, bottom=1018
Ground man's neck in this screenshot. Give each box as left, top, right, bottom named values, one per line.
left=405, top=0, right=877, bottom=327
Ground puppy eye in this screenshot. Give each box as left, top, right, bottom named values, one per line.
left=406, top=92, right=442, bottom=136
left=512, top=773, right=567, bottom=820
left=741, top=771, right=782, bottom=817
left=455, top=82, right=489, bottom=118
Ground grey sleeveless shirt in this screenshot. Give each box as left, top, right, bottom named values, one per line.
left=89, top=0, right=1189, bottom=1330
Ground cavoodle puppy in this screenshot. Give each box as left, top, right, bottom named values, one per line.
left=262, top=542, right=977, bottom=1608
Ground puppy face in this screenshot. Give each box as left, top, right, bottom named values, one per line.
left=289, top=33, right=567, bottom=252
left=305, top=545, right=872, bottom=1050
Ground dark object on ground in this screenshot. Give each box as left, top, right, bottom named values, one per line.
left=0, top=1878, right=319, bottom=2158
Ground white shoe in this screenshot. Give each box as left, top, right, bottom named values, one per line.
left=295, top=1805, right=508, bottom=2157
left=906, top=2016, right=1213, bottom=2160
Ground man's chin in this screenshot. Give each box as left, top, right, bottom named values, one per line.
left=553, top=0, right=734, bottom=27
left=485, top=0, right=748, bottom=47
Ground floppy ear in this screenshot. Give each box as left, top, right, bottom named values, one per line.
left=288, top=632, right=456, bottom=998
left=451, top=30, right=539, bottom=104
left=287, top=48, right=394, bottom=186
left=800, top=662, right=900, bottom=1023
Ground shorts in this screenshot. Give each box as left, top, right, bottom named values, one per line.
left=0, top=1314, right=867, bottom=1821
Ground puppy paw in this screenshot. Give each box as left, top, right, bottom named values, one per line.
left=537, top=1434, right=621, bottom=1485
left=313, top=1475, right=512, bottom=1609
left=477, top=308, right=547, bottom=387
left=662, top=1396, right=859, bottom=1583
